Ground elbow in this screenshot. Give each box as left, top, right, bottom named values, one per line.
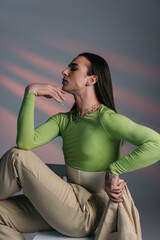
left=16, top=138, right=32, bottom=151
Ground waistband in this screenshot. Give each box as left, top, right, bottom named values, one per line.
left=66, top=165, right=106, bottom=193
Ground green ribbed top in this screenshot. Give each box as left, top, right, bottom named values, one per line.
left=16, top=91, right=160, bottom=175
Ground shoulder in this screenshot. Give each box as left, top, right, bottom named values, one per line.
left=100, top=105, right=133, bottom=126
left=59, top=109, right=76, bottom=121
left=99, top=105, right=135, bottom=140
left=100, top=105, right=122, bottom=125
left=49, top=109, right=76, bottom=130
left=49, top=109, right=74, bottom=119
left=48, top=110, right=72, bottom=123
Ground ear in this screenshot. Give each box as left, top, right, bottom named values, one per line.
left=86, top=75, right=98, bottom=86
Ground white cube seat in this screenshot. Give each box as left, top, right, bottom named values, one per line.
left=33, top=230, right=94, bottom=239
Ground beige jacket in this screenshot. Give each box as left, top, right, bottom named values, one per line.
left=95, top=184, right=142, bottom=240
left=72, top=181, right=142, bottom=240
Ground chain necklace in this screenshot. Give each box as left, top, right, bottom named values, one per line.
left=72, top=102, right=101, bottom=123
left=77, top=102, right=101, bottom=116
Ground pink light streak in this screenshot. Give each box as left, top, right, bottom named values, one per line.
left=0, top=58, right=74, bottom=107
left=113, top=85, right=160, bottom=119
left=43, top=35, right=160, bottom=84
left=1, top=11, right=160, bottom=84
left=0, top=58, right=159, bottom=120
left=2, top=46, right=66, bottom=77
left=0, top=60, right=60, bottom=84
left=2, top=44, right=159, bottom=120
left=0, top=74, right=69, bottom=116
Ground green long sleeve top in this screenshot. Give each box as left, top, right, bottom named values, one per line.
left=16, top=91, right=160, bottom=175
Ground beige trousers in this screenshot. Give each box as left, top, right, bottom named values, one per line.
left=0, top=147, right=102, bottom=240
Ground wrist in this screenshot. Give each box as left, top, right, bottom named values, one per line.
left=105, top=169, right=114, bottom=180
left=105, top=169, right=118, bottom=185
left=25, top=84, right=37, bottom=95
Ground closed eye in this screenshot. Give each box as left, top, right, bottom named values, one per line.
left=71, top=67, right=78, bottom=71
left=68, top=62, right=79, bottom=72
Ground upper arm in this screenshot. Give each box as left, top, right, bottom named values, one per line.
left=33, top=114, right=61, bottom=146
left=17, top=113, right=61, bottom=150
left=100, top=111, right=160, bottom=175
left=100, top=111, right=160, bottom=146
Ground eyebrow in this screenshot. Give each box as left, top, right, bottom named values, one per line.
left=68, top=63, right=80, bottom=67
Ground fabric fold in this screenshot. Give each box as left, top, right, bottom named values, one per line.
left=95, top=182, right=142, bottom=240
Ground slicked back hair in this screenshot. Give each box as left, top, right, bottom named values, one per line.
left=70, top=52, right=117, bottom=113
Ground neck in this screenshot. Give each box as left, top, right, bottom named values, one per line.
left=73, top=89, right=100, bottom=116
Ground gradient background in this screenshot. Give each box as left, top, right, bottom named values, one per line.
left=0, top=1, right=160, bottom=239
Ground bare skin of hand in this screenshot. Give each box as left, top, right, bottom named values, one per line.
left=26, top=83, right=66, bottom=103
left=105, top=169, right=127, bottom=203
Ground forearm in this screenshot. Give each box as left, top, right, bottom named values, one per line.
left=100, top=111, right=160, bottom=175
left=16, top=89, right=35, bottom=150
left=109, top=139, right=160, bottom=175
left=16, top=85, right=61, bottom=150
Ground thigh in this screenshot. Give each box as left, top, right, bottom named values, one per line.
left=0, top=194, right=52, bottom=233
left=9, top=148, right=94, bottom=237
left=0, top=147, right=79, bottom=209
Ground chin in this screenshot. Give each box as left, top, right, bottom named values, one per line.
left=62, top=85, right=67, bottom=91
left=62, top=85, right=71, bottom=94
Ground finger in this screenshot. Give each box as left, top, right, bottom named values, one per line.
left=54, top=86, right=66, bottom=94
left=109, top=197, right=123, bottom=203
left=59, top=89, right=67, bottom=94
left=109, top=190, right=125, bottom=199
left=51, top=93, right=62, bottom=103
left=107, top=187, right=125, bottom=194
left=118, top=181, right=127, bottom=187
left=113, top=182, right=126, bottom=192
left=51, top=89, right=65, bottom=101
left=109, top=183, right=126, bottom=193
left=107, top=185, right=126, bottom=196
left=47, top=89, right=62, bottom=102
left=112, top=180, right=126, bottom=187
left=109, top=184, right=125, bottom=193
left=56, top=91, right=66, bottom=100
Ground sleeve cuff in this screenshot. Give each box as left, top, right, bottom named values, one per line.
left=109, top=164, right=120, bottom=175
left=24, top=89, right=35, bottom=100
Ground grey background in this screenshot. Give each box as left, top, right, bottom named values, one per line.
left=0, top=0, right=160, bottom=239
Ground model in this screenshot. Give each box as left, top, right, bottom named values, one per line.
left=0, top=52, right=159, bottom=240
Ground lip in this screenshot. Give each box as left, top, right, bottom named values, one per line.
left=62, top=78, right=69, bottom=84
left=63, top=77, right=68, bottom=81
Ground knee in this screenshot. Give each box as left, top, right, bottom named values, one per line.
left=4, top=147, right=33, bottom=165
left=5, top=147, right=29, bottom=158
left=5, top=147, right=27, bottom=155
left=2, top=147, right=42, bottom=172
left=11, top=148, right=33, bottom=163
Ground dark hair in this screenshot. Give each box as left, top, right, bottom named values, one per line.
left=70, top=52, right=117, bottom=112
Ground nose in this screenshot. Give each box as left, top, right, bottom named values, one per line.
left=62, top=67, right=68, bottom=76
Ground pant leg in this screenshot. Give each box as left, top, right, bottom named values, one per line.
left=0, top=194, right=52, bottom=240
left=0, top=147, right=96, bottom=237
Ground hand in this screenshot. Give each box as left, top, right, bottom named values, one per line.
left=105, top=169, right=127, bottom=203
left=26, top=83, right=66, bottom=103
